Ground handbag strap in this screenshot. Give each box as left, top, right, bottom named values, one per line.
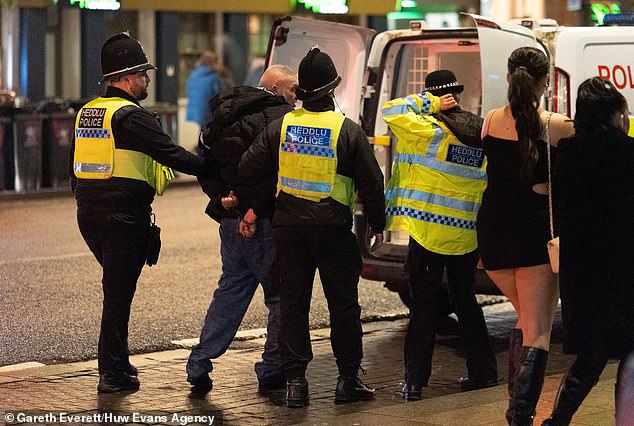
left=545, top=112, right=555, bottom=240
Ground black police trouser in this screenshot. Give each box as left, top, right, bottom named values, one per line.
left=78, top=212, right=149, bottom=375
left=273, top=225, right=363, bottom=379
left=404, top=239, right=497, bottom=386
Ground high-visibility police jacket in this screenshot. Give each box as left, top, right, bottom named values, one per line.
left=382, top=92, right=487, bottom=255
left=278, top=109, right=355, bottom=208
left=74, top=97, right=173, bottom=195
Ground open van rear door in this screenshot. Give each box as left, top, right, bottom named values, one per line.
left=266, top=16, right=375, bottom=123
left=468, top=14, right=539, bottom=113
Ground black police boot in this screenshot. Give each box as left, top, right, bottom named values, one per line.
left=401, top=383, right=423, bottom=401
left=97, top=371, right=140, bottom=393
left=258, top=372, right=287, bottom=392
left=334, top=376, right=375, bottom=404
left=286, top=377, right=309, bottom=408
left=187, top=374, right=213, bottom=394
left=541, top=366, right=598, bottom=425
left=511, top=347, right=548, bottom=426
left=458, top=376, right=498, bottom=391
left=506, top=328, right=524, bottom=423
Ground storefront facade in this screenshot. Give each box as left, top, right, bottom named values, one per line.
left=0, top=0, right=625, bottom=148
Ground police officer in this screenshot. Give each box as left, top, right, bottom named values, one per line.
left=239, top=48, right=386, bottom=407
left=69, top=32, right=207, bottom=393
left=382, top=70, right=498, bottom=401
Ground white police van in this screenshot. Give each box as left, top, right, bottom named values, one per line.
left=265, top=14, right=634, bottom=305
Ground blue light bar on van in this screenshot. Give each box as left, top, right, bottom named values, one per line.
left=602, top=13, right=634, bottom=25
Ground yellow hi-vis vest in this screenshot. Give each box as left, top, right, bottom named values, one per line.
left=73, top=97, right=174, bottom=195
left=382, top=92, right=487, bottom=255
left=278, top=109, right=355, bottom=207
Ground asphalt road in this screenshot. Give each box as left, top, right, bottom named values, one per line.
left=0, top=184, right=409, bottom=367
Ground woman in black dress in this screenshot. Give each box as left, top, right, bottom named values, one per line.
left=542, top=78, right=634, bottom=425
left=477, top=47, right=574, bottom=425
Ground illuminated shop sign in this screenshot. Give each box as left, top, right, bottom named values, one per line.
left=591, top=1, right=621, bottom=24
left=54, top=0, right=121, bottom=10
left=293, top=0, right=349, bottom=14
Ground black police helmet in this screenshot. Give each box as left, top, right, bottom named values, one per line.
left=101, top=32, right=157, bottom=81
left=296, top=47, right=341, bottom=103
left=424, top=69, right=464, bottom=96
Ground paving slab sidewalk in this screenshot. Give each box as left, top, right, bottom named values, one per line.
left=0, top=304, right=619, bottom=425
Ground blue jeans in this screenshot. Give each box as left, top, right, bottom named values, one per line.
left=186, top=218, right=281, bottom=381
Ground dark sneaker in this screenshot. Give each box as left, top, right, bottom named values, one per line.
left=258, top=373, right=286, bottom=392
left=187, top=374, right=213, bottom=394
left=334, top=376, right=375, bottom=404
left=125, top=363, right=138, bottom=376
left=401, top=383, right=423, bottom=401
left=458, top=376, right=498, bottom=391
left=286, top=377, right=309, bottom=408
left=97, top=372, right=140, bottom=393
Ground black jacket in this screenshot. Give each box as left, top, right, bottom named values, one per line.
left=69, top=86, right=205, bottom=216
left=239, top=96, right=386, bottom=233
left=198, top=86, right=293, bottom=222
left=433, top=106, right=483, bottom=148
left=557, top=124, right=634, bottom=358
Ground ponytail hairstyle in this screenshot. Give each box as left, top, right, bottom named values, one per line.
left=507, top=47, right=549, bottom=181
left=574, top=77, right=627, bottom=134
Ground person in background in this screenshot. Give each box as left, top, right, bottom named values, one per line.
left=239, top=47, right=385, bottom=408
left=244, top=56, right=266, bottom=87
left=382, top=69, right=498, bottom=401
left=186, top=65, right=298, bottom=394
left=185, top=50, right=225, bottom=127
left=69, top=32, right=208, bottom=393
left=476, top=46, right=574, bottom=425
left=542, top=77, right=634, bottom=426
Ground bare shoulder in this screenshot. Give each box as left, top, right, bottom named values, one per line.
left=481, top=108, right=500, bottom=138
left=548, top=112, right=575, bottom=146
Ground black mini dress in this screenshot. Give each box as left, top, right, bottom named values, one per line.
left=477, top=135, right=553, bottom=270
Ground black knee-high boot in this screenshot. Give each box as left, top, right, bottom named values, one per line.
left=541, top=364, right=598, bottom=425
left=506, top=329, right=524, bottom=424
left=511, top=347, right=548, bottom=426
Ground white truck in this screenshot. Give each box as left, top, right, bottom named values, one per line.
left=265, top=14, right=634, bottom=304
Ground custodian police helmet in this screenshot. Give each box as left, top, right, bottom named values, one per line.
left=101, top=32, right=157, bottom=81
left=296, top=47, right=341, bottom=103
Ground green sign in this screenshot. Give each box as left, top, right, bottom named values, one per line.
left=591, top=2, right=621, bottom=24
left=294, top=0, right=348, bottom=14
left=53, top=0, right=121, bottom=10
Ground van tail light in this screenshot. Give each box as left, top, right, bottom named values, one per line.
left=553, top=67, right=571, bottom=118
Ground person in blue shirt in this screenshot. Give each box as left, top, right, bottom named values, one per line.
left=186, top=50, right=225, bottom=127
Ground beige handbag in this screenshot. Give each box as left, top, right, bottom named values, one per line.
left=545, top=112, right=559, bottom=273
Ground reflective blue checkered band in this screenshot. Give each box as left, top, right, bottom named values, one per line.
left=396, top=152, right=486, bottom=180
left=382, top=94, right=433, bottom=118
left=382, top=104, right=410, bottom=116
left=386, top=187, right=480, bottom=213
left=386, top=206, right=476, bottom=230
left=280, top=176, right=332, bottom=194
left=76, top=128, right=111, bottom=139
left=404, top=95, right=421, bottom=115
left=281, top=142, right=335, bottom=158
